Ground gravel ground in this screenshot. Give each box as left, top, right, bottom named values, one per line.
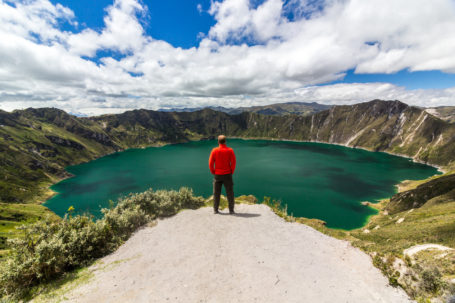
left=63, top=204, right=413, bottom=303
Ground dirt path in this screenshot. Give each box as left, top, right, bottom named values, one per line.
left=404, top=244, right=454, bottom=257
left=63, top=204, right=412, bottom=303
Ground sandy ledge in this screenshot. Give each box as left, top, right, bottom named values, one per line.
left=61, top=204, right=412, bottom=303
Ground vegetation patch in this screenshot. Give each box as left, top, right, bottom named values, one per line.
left=27, top=266, right=94, bottom=303
left=0, top=203, right=59, bottom=254
left=0, top=187, right=204, bottom=301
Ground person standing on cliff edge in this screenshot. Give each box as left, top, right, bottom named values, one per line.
left=209, top=135, right=236, bottom=214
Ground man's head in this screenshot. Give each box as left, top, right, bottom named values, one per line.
left=218, top=135, right=226, bottom=144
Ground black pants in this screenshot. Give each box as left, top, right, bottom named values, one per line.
left=213, top=174, right=235, bottom=212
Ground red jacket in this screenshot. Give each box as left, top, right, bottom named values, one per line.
left=209, top=143, right=236, bottom=175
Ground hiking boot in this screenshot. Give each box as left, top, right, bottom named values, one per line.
left=214, top=210, right=219, bottom=214
left=229, top=210, right=235, bottom=214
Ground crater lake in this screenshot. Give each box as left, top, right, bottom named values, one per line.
left=44, top=139, right=440, bottom=229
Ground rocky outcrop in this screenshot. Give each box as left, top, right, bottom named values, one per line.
left=45, top=135, right=84, bottom=150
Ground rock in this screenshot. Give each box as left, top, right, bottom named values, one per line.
left=45, top=135, right=85, bottom=150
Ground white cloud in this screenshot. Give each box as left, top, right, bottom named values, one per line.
left=208, top=0, right=284, bottom=43
left=0, top=0, right=455, bottom=116
left=296, top=83, right=455, bottom=108
left=67, top=0, right=147, bottom=57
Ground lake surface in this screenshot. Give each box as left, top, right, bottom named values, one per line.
left=44, top=139, right=439, bottom=229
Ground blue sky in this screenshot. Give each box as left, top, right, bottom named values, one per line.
left=1, top=0, right=455, bottom=115
left=330, top=70, right=455, bottom=90
left=47, top=0, right=455, bottom=90
left=50, top=0, right=216, bottom=49
left=45, top=0, right=455, bottom=89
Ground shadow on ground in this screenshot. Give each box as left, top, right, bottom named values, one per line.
left=216, top=212, right=261, bottom=218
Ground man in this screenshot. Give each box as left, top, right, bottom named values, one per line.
left=209, top=135, right=236, bottom=214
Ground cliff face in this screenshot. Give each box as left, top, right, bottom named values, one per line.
left=239, top=100, right=455, bottom=166
left=1, top=100, right=454, bottom=203
left=92, top=100, right=455, bottom=167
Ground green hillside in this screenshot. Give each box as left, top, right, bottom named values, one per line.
left=348, top=170, right=455, bottom=301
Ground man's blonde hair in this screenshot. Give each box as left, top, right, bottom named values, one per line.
left=218, top=135, right=226, bottom=144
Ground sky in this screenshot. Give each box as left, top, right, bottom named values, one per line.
left=1, top=0, right=455, bottom=116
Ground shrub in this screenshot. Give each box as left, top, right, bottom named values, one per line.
left=0, top=187, right=204, bottom=301
left=421, top=267, right=445, bottom=294
left=262, top=197, right=287, bottom=218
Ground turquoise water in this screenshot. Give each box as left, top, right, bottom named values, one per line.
left=44, top=139, right=439, bottom=229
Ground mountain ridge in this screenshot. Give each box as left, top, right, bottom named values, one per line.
left=157, top=101, right=332, bottom=116
left=1, top=99, right=454, bottom=204
left=426, top=106, right=455, bottom=123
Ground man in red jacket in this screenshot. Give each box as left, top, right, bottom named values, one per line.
left=209, top=135, right=236, bottom=214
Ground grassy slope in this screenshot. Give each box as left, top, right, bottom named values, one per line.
left=0, top=109, right=119, bottom=256
left=0, top=109, right=117, bottom=204
left=353, top=176, right=455, bottom=301
left=0, top=203, right=60, bottom=256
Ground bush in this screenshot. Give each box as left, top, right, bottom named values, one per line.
left=0, top=187, right=204, bottom=301
left=262, top=197, right=287, bottom=218
left=421, top=267, right=445, bottom=294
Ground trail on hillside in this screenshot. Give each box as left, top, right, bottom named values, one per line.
left=60, top=204, right=412, bottom=303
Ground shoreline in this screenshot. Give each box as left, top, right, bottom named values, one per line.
left=40, top=136, right=446, bottom=231
left=228, top=136, right=446, bottom=173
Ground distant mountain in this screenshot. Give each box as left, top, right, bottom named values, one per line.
left=426, top=106, right=455, bottom=123
left=158, top=105, right=230, bottom=113
left=1, top=100, right=455, bottom=204
left=158, top=102, right=332, bottom=116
